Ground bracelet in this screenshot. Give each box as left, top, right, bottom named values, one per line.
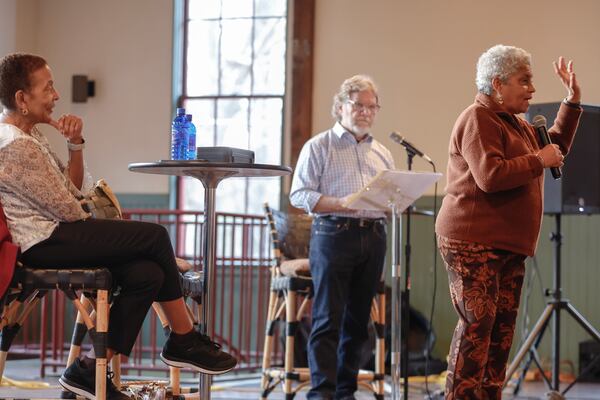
left=67, top=138, right=85, bottom=151
left=563, top=97, right=581, bottom=108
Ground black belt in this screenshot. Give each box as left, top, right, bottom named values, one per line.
left=317, top=216, right=385, bottom=228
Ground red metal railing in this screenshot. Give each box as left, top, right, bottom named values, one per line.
left=10, top=209, right=282, bottom=377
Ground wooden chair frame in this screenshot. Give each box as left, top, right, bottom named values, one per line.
left=0, top=265, right=112, bottom=400
left=65, top=270, right=204, bottom=399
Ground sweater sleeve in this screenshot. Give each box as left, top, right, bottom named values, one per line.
left=546, top=102, right=583, bottom=155
left=0, top=138, right=89, bottom=222
left=460, top=110, right=544, bottom=193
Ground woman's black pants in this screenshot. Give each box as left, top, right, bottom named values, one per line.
left=22, top=218, right=183, bottom=356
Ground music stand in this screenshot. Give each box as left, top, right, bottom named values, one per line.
left=504, top=213, right=600, bottom=397
left=345, top=169, right=442, bottom=400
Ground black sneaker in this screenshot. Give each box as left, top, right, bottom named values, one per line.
left=59, top=358, right=132, bottom=400
left=160, top=330, right=237, bottom=374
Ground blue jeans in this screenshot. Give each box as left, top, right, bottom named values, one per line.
left=307, top=216, right=387, bottom=400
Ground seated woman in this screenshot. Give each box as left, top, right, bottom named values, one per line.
left=0, top=53, right=236, bottom=400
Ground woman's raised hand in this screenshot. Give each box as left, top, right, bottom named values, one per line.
left=553, top=56, right=581, bottom=104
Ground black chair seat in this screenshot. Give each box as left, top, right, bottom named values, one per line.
left=271, top=275, right=312, bottom=292
left=11, top=266, right=112, bottom=292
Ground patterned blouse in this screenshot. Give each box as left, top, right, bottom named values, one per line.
left=0, top=123, right=92, bottom=252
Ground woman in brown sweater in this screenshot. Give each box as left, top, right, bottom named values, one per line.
left=435, top=44, right=582, bottom=400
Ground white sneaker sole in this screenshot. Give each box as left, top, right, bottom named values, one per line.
left=59, top=377, right=95, bottom=400
left=160, top=353, right=236, bottom=375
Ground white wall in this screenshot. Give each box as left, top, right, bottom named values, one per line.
left=313, top=0, right=600, bottom=191
left=0, top=0, right=37, bottom=54
left=7, top=0, right=174, bottom=194
left=0, top=0, right=17, bottom=56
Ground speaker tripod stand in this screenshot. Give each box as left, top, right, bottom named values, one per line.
left=503, top=213, right=600, bottom=397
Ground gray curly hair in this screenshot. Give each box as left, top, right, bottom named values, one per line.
left=331, top=74, right=379, bottom=120
left=476, top=45, right=532, bottom=95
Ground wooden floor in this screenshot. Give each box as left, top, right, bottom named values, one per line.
left=2, top=359, right=600, bottom=399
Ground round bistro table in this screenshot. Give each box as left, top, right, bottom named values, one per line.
left=129, top=160, right=292, bottom=399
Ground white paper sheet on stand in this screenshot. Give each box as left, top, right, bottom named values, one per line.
left=343, top=170, right=443, bottom=212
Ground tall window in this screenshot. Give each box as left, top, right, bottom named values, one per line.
left=180, top=0, right=288, bottom=214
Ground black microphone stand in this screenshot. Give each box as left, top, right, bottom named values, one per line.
left=504, top=213, right=600, bottom=397
left=390, top=144, right=437, bottom=400
left=401, top=149, right=416, bottom=400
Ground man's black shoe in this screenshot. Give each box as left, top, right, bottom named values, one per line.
left=59, top=358, right=132, bottom=400
left=161, top=330, right=237, bottom=374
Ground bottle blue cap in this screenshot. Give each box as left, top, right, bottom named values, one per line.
left=176, top=107, right=186, bottom=115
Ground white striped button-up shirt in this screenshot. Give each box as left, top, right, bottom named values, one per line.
left=290, top=122, right=395, bottom=219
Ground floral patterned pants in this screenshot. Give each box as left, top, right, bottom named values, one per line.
left=438, top=236, right=526, bottom=400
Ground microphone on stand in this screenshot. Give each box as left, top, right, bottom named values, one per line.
left=533, top=115, right=562, bottom=180
left=389, top=131, right=433, bottom=164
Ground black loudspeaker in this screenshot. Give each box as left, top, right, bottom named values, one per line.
left=579, top=339, right=600, bottom=382
left=526, top=103, right=600, bottom=215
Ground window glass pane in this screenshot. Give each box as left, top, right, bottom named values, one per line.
left=216, top=98, right=249, bottom=147
left=252, top=18, right=286, bottom=95
left=250, top=98, right=282, bottom=165
left=221, top=19, right=252, bottom=95
left=181, top=0, right=286, bottom=214
left=189, top=0, right=221, bottom=20
left=246, top=98, right=282, bottom=214
left=186, top=20, right=219, bottom=95
left=183, top=99, right=216, bottom=147
left=254, top=0, right=286, bottom=17
left=182, top=176, right=205, bottom=211
left=182, top=177, right=251, bottom=214
left=247, top=178, right=280, bottom=214
left=213, top=177, right=248, bottom=213
left=221, top=0, right=253, bottom=18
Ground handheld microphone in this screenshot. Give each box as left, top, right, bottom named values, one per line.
left=389, top=132, right=433, bottom=163
left=533, top=115, right=562, bottom=179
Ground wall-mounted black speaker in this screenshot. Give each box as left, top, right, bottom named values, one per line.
left=72, top=75, right=95, bottom=103
left=526, top=103, right=600, bottom=215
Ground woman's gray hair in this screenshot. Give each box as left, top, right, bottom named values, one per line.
left=331, top=74, right=379, bottom=120
left=476, top=45, right=532, bottom=95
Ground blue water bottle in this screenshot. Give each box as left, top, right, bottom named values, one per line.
left=185, top=114, right=197, bottom=160
left=170, top=108, right=188, bottom=160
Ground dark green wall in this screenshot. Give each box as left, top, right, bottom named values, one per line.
left=116, top=193, right=169, bottom=210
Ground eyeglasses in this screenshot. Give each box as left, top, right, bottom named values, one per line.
left=347, top=99, right=381, bottom=114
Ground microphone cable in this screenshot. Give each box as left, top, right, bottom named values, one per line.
left=423, top=161, right=440, bottom=399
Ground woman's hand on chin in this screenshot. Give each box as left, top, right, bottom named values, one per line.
left=50, top=114, right=83, bottom=143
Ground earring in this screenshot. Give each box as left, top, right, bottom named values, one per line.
left=21, top=108, right=28, bottom=115
left=497, top=94, right=504, bottom=104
